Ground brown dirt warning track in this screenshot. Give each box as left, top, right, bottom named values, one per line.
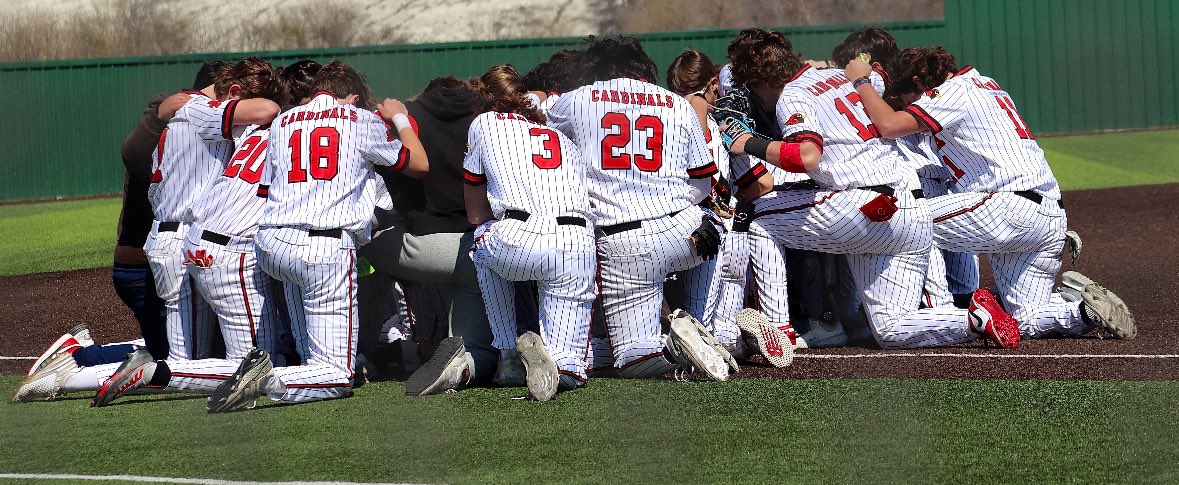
left=2, top=184, right=1176, bottom=380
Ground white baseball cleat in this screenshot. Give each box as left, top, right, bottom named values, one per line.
left=27, top=323, right=89, bottom=376
left=734, top=309, right=793, bottom=367
left=516, top=332, right=559, bottom=402
left=796, top=319, right=849, bottom=349
left=91, top=348, right=157, bottom=407
left=665, top=310, right=733, bottom=381
left=1059, top=271, right=1136, bottom=339
left=11, top=352, right=80, bottom=403
left=208, top=348, right=275, bottom=413
left=405, top=337, right=474, bottom=396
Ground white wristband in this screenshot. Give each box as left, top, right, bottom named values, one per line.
left=391, top=113, right=412, bottom=132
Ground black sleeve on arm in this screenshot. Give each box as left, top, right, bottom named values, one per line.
left=121, top=93, right=170, bottom=183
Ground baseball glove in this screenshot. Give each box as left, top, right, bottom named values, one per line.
left=690, top=215, right=722, bottom=259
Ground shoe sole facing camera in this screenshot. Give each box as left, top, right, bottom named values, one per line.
left=91, top=349, right=155, bottom=408
left=405, top=337, right=467, bottom=396
left=735, top=309, right=793, bottom=367
left=667, top=314, right=729, bottom=382
left=968, top=289, right=1020, bottom=349
left=12, top=352, right=79, bottom=403
left=28, top=331, right=83, bottom=376
left=1061, top=271, right=1136, bottom=340
left=208, top=349, right=273, bottom=413
left=516, top=332, right=558, bottom=402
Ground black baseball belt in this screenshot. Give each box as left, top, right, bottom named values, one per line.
left=858, top=185, right=925, bottom=199
left=157, top=221, right=181, bottom=232
left=1014, top=190, right=1064, bottom=208
left=600, top=209, right=683, bottom=237
left=504, top=210, right=586, bottom=227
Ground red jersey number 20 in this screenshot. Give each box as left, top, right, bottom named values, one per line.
left=600, top=112, right=664, bottom=171
left=223, top=135, right=268, bottom=184
left=288, top=127, right=340, bottom=183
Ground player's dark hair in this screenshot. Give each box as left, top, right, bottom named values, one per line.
left=215, top=57, right=282, bottom=102
left=192, top=60, right=228, bottom=90
left=580, top=36, right=658, bottom=84
left=666, top=49, right=719, bottom=96
left=727, top=28, right=803, bottom=89
left=471, top=64, right=545, bottom=124
left=280, top=60, right=322, bottom=105
left=523, top=49, right=585, bottom=93
left=313, top=60, right=374, bottom=109
left=831, top=27, right=900, bottom=77
left=420, top=76, right=468, bottom=95
left=889, top=46, right=959, bottom=97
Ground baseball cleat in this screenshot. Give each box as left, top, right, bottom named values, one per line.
left=91, top=348, right=157, bottom=407
left=665, top=310, right=732, bottom=381
left=735, top=309, right=793, bottom=367
left=795, top=318, right=849, bottom=349
left=208, top=348, right=274, bottom=413
left=405, top=337, right=473, bottom=396
left=1059, top=271, right=1136, bottom=339
left=11, top=352, right=80, bottom=403
left=967, top=288, right=1021, bottom=349
left=516, top=332, right=559, bottom=402
left=27, top=324, right=89, bottom=376
left=492, top=349, right=527, bottom=387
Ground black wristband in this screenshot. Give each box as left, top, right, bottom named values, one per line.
left=852, top=76, right=872, bottom=89
left=744, top=137, right=772, bottom=161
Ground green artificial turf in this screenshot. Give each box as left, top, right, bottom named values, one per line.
left=1, top=376, right=1177, bottom=484
left=0, top=198, right=120, bottom=276
left=0, top=128, right=1177, bottom=277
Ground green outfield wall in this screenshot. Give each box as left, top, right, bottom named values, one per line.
left=1, top=0, right=1175, bottom=201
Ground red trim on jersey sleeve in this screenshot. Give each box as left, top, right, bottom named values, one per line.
left=687, top=162, right=719, bottom=179
left=407, top=114, right=420, bottom=136
left=389, top=145, right=410, bottom=172
left=256, top=185, right=269, bottom=198
left=786, top=130, right=824, bottom=153
left=955, top=65, right=973, bottom=77
left=463, top=169, right=487, bottom=185
left=151, top=127, right=168, bottom=183
left=904, top=105, right=943, bottom=134
left=221, top=99, right=240, bottom=140
left=733, top=163, right=768, bottom=189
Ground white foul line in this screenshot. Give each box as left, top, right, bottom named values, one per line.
left=0, top=473, right=425, bottom=485
left=794, top=353, right=1179, bottom=359
left=0, top=356, right=36, bottom=360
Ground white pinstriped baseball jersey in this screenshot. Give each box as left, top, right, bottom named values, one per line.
left=190, top=123, right=272, bottom=237
left=905, top=66, right=1060, bottom=198
left=896, top=132, right=952, bottom=181
left=462, top=112, right=591, bottom=221
left=149, top=92, right=236, bottom=223
left=546, top=78, right=717, bottom=226
left=260, top=93, right=409, bottom=240
left=776, top=66, right=909, bottom=190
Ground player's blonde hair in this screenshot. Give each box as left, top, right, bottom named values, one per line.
left=471, top=64, right=545, bottom=124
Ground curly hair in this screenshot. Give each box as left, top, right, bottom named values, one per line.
left=313, top=60, right=374, bottom=110
left=666, top=49, right=719, bottom=96
left=726, top=29, right=803, bottom=89
left=192, top=60, right=228, bottom=90
left=280, top=60, right=322, bottom=105
left=471, top=64, right=545, bottom=124
left=214, top=57, right=283, bottom=102
left=887, top=46, right=959, bottom=97
left=580, top=36, right=658, bottom=85
left=523, top=49, right=584, bottom=94
left=831, top=27, right=900, bottom=72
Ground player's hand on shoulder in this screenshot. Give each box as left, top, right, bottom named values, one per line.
left=377, top=98, right=408, bottom=120
left=157, top=92, right=191, bottom=121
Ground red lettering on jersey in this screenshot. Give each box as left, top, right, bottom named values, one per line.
left=208, top=100, right=223, bottom=108
left=349, top=110, right=357, bottom=122
left=591, top=90, right=600, bottom=102
left=610, top=90, right=620, bottom=103
left=664, top=95, right=674, bottom=108
left=620, top=91, right=629, bottom=104
left=973, top=78, right=1002, bottom=90
left=296, top=111, right=306, bottom=122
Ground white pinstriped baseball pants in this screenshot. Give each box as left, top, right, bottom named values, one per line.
left=256, top=226, right=358, bottom=403
left=597, top=206, right=711, bottom=371
left=144, top=220, right=215, bottom=361
left=158, top=226, right=285, bottom=394
left=753, top=188, right=978, bottom=349
left=929, top=192, right=1089, bottom=337
left=920, top=177, right=980, bottom=306
left=471, top=218, right=596, bottom=384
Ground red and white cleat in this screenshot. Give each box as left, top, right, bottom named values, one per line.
left=968, top=288, right=1020, bottom=349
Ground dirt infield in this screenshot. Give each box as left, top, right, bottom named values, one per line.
left=2, top=184, right=1175, bottom=379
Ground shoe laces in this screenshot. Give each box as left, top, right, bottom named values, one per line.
left=673, top=367, right=696, bottom=382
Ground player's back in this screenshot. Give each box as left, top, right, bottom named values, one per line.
left=777, top=66, right=909, bottom=191
left=547, top=78, right=713, bottom=226
left=190, top=124, right=273, bottom=237
left=464, top=112, right=590, bottom=221
left=261, top=93, right=404, bottom=238
left=908, top=67, right=1059, bottom=198
left=149, top=92, right=234, bottom=223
